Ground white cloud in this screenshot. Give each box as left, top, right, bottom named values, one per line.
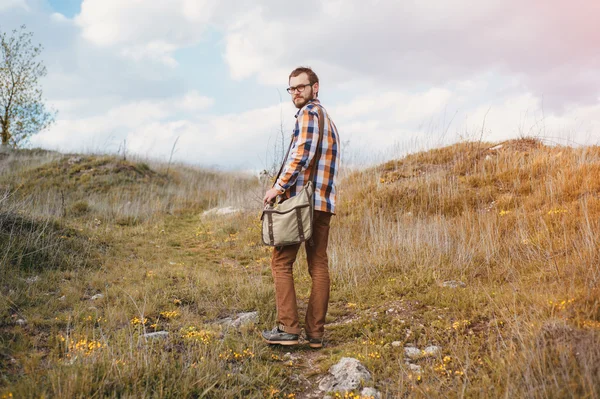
left=119, top=40, right=180, bottom=67
left=126, top=104, right=289, bottom=168
left=223, top=7, right=288, bottom=83
left=178, top=91, right=215, bottom=111
left=75, top=0, right=216, bottom=64
left=0, top=0, right=28, bottom=12
left=31, top=92, right=280, bottom=169
left=331, top=88, right=452, bottom=124
left=49, top=12, right=68, bottom=22
left=217, top=1, right=600, bottom=110
left=66, top=1, right=600, bottom=109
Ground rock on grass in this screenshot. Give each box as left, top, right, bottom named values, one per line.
left=318, top=357, right=372, bottom=392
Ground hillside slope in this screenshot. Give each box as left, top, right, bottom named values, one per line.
left=330, top=138, right=600, bottom=397
left=1, top=141, right=599, bottom=398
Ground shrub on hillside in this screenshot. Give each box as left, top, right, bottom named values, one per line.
left=70, top=200, right=90, bottom=216
left=0, top=212, right=100, bottom=272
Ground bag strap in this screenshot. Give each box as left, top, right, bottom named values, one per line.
left=272, top=101, right=325, bottom=189
left=308, top=105, right=325, bottom=186
left=272, top=134, right=294, bottom=188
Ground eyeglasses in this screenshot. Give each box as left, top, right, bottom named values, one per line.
left=286, top=83, right=313, bottom=94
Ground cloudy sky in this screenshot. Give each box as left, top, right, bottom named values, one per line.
left=1, top=0, right=599, bottom=170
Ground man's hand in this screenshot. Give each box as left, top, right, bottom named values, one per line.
left=263, top=188, right=282, bottom=206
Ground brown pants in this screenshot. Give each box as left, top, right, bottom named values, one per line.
left=270, top=210, right=332, bottom=338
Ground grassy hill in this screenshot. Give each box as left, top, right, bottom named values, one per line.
left=0, top=140, right=599, bottom=398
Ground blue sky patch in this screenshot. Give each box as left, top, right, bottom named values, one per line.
left=47, top=0, right=81, bottom=18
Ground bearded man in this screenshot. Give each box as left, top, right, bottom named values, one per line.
left=262, top=67, right=340, bottom=348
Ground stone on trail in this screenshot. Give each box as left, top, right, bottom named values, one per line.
left=283, top=352, right=301, bottom=362
left=360, top=387, right=381, bottom=398
left=441, top=280, right=466, bottom=288
left=423, top=345, right=442, bottom=357
left=404, top=346, right=421, bottom=360
left=219, top=311, right=259, bottom=329
left=408, top=364, right=422, bottom=373
left=318, top=357, right=372, bottom=392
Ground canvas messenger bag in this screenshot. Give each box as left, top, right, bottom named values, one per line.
left=261, top=105, right=325, bottom=247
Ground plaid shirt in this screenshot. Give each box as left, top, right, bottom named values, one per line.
left=274, top=99, right=339, bottom=214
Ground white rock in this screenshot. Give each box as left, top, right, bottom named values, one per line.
left=219, top=311, right=259, bottom=329
left=318, top=357, right=372, bottom=392
left=90, top=294, right=104, bottom=300
left=231, top=311, right=259, bottom=328
left=391, top=341, right=402, bottom=348
left=58, top=295, right=66, bottom=301
left=283, top=352, right=301, bottom=361
left=441, top=280, right=466, bottom=288
left=423, top=345, right=442, bottom=356
left=15, top=319, right=27, bottom=326
left=202, top=206, right=242, bottom=216
left=360, top=387, right=381, bottom=399
left=142, top=331, right=169, bottom=339
left=404, top=346, right=421, bottom=360
left=408, top=364, right=422, bottom=373
left=217, top=206, right=241, bottom=215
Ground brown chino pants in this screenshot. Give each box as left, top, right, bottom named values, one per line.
left=270, top=210, right=332, bottom=338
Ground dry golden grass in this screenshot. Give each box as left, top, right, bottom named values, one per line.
left=1, top=139, right=599, bottom=398
left=330, top=138, right=600, bottom=397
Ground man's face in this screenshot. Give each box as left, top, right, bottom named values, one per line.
left=289, top=72, right=318, bottom=109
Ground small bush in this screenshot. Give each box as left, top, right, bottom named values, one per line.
left=115, top=215, right=139, bottom=226
left=70, top=201, right=90, bottom=215
left=0, top=212, right=99, bottom=272
left=136, top=162, right=150, bottom=173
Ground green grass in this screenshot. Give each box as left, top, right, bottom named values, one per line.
left=1, top=141, right=599, bottom=398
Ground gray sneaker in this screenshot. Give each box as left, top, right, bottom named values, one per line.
left=261, top=326, right=299, bottom=345
left=307, top=336, right=324, bottom=349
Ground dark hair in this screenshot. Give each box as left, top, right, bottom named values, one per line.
left=289, top=66, right=319, bottom=97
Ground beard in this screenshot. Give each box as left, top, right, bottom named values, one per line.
left=293, top=87, right=314, bottom=109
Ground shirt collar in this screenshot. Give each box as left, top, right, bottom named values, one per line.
left=295, top=98, right=321, bottom=118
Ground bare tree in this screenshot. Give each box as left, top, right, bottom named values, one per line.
left=0, top=25, right=55, bottom=148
